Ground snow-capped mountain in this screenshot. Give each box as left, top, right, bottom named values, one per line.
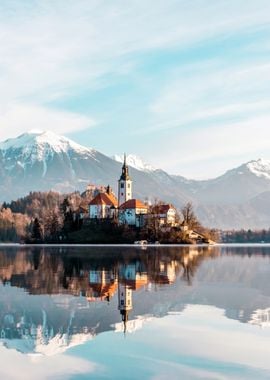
left=0, top=130, right=93, bottom=156
left=0, top=130, right=192, bottom=209
left=1, top=130, right=270, bottom=228
left=112, top=154, right=155, bottom=172
left=246, top=158, right=270, bottom=180
left=0, top=130, right=121, bottom=196
left=0, top=130, right=96, bottom=179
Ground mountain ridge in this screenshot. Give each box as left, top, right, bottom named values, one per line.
left=0, top=130, right=270, bottom=229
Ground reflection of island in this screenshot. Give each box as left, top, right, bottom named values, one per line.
left=0, top=246, right=215, bottom=297
left=0, top=246, right=216, bottom=354
left=1, top=245, right=270, bottom=355
left=249, top=308, right=270, bottom=328
left=118, top=282, right=133, bottom=333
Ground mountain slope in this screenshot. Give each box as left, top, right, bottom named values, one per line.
left=192, top=159, right=270, bottom=204
left=1, top=130, right=270, bottom=229
left=0, top=131, right=191, bottom=206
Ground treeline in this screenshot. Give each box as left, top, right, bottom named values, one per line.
left=0, top=207, right=30, bottom=242
left=4, top=191, right=68, bottom=219
left=0, top=191, right=80, bottom=243
left=0, top=191, right=218, bottom=244
left=222, top=229, right=270, bottom=243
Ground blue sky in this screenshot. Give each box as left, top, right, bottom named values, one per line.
left=0, top=1, right=270, bottom=178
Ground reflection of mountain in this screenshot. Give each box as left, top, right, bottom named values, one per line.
left=249, top=308, right=270, bottom=328
left=0, top=246, right=215, bottom=355
left=1, top=246, right=270, bottom=355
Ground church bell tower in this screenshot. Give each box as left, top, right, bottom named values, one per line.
left=118, top=154, right=132, bottom=206
left=118, top=283, right=133, bottom=333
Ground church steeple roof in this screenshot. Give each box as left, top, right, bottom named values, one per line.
left=120, top=309, right=129, bottom=334
left=119, top=153, right=131, bottom=181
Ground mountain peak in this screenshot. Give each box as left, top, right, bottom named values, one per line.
left=0, top=130, right=93, bottom=156
left=246, top=158, right=270, bottom=180
left=112, top=154, right=156, bottom=172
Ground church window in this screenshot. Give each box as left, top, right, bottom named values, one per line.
left=121, top=183, right=124, bottom=188
left=128, top=183, right=130, bottom=188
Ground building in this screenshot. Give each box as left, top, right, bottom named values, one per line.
left=89, top=186, right=118, bottom=219
left=73, top=204, right=89, bottom=222
left=151, top=204, right=177, bottom=226
left=88, top=269, right=117, bottom=302
left=118, top=262, right=148, bottom=290
left=118, top=282, right=133, bottom=333
left=118, top=154, right=133, bottom=206
left=82, top=184, right=107, bottom=199
left=118, top=199, right=148, bottom=227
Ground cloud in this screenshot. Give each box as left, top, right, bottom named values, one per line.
left=0, top=104, right=95, bottom=141
left=143, top=114, right=270, bottom=178
left=143, top=56, right=270, bottom=177
left=1, top=1, right=270, bottom=104
left=0, top=0, right=270, bottom=174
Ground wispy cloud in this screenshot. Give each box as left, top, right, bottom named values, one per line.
left=0, top=1, right=270, bottom=176
left=0, top=104, right=95, bottom=141
left=143, top=55, right=270, bottom=177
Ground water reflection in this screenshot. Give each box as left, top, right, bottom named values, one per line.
left=0, top=245, right=270, bottom=355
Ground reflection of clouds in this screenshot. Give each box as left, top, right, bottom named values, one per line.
left=143, top=305, right=270, bottom=373
left=69, top=304, right=270, bottom=379
left=0, top=344, right=95, bottom=380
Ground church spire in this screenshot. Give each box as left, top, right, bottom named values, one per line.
left=118, top=282, right=133, bottom=335
left=118, top=153, right=132, bottom=206
left=120, top=153, right=131, bottom=181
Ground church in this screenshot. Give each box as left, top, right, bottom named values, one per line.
left=88, top=155, right=149, bottom=226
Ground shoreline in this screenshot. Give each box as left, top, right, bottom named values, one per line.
left=1, top=242, right=270, bottom=247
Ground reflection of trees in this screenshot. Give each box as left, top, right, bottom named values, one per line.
left=0, top=246, right=220, bottom=298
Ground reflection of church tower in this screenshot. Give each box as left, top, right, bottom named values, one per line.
left=118, top=283, right=133, bottom=333
left=118, top=154, right=132, bottom=206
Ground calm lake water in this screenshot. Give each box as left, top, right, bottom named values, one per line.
left=0, top=245, right=270, bottom=379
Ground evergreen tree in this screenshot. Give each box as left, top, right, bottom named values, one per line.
left=32, top=218, right=43, bottom=242
left=61, top=197, right=74, bottom=234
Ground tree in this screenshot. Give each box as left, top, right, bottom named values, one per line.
left=181, top=202, right=200, bottom=230
left=44, top=209, right=62, bottom=241
left=61, top=197, right=75, bottom=234
left=32, top=218, right=43, bottom=242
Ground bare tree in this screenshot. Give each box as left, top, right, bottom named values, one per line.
left=181, top=202, right=200, bottom=230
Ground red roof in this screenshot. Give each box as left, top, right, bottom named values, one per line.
left=89, top=192, right=118, bottom=207
left=119, top=199, right=148, bottom=210
left=152, top=204, right=175, bottom=214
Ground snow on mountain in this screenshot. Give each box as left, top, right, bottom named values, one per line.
left=1, top=332, right=94, bottom=356
left=246, top=158, right=270, bottom=180
left=112, top=154, right=156, bottom=172
left=0, top=130, right=95, bottom=160
left=113, top=315, right=154, bottom=334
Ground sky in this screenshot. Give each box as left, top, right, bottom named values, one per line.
left=0, top=0, right=270, bottom=179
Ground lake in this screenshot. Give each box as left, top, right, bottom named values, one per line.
left=0, top=245, right=270, bottom=379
